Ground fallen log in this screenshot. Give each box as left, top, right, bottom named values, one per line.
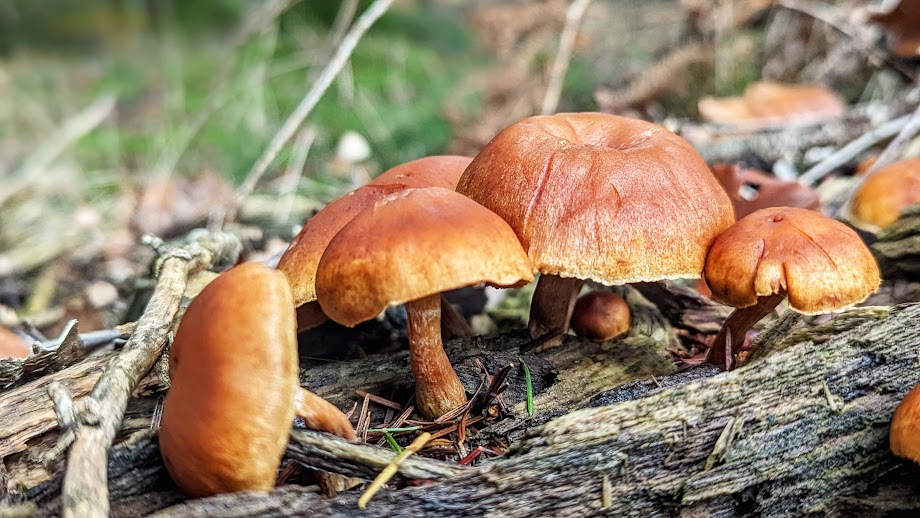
left=19, top=302, right=920, bottom=516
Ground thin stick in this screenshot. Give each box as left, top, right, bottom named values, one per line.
left=357, top=432, right=432, bottom=509
left=273, top=126, right=316, bottom=224
left=60, top=233, right=242, bottom=518
left=230, top=0, right=395, bottom=221
left=540, top=0, right=593, bottom=115
left=797, top=114, right=911, bottom=186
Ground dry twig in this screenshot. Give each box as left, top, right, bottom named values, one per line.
left=541, top=0, right=593, bottom=115
left=230, top=0, right=395, bottom=222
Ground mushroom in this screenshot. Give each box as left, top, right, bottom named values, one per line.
left=315, top=187, right=533, bottom=418
left=710, top=163, right=821, bottom=219
left=277, top=155, right=472, bottom=332
left=891, top=382, right=920, bottom=464
left=870, top=0, right=920, bottom=58
left=456, top=112, right=735, bottom=342
left=569, top=291, right=631, bottom=342
left=698, top=81, right=845, bottom=127
left=704, top=207, right=880, bottom=368
left=850, top=157, right=920, bottom=232
left=0, top=326, right=28, bottom=359
left=159, top=263, right=355, bottom=498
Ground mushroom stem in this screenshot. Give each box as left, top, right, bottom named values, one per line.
left=293, top=388, right=357, bottom=440
left=405, top=293, right=467, bottom=418
left=706, top=292, right=786, bottom=368
left=440, top=293, right=475, bottom=340
left=528, top=275, right=586, bottom=340
left=296, top=301, right=329, bottom=333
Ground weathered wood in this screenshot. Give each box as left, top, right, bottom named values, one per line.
left=14, top=302, right=920, bottom=517
left=872, top=203, right=920, bottom=278
left=147, top=303, right=920, bottom=517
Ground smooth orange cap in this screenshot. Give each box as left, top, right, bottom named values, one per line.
left=159, top=263, right=299, bottom=497
left=851, top=157, right=920, bottom=231
left=892, top=382, right=920, bottom=464
left=570, top=291, right=631, bottom=342
left=316, top=187, right=534, bottom=327
left=277, top=155, right=472, bottom=307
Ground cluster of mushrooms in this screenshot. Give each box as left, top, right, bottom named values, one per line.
left=159, top=111, right=896, bottom=498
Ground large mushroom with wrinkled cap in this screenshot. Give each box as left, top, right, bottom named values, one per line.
left=850, top=157, right=920, bottom=232
left=159, top=263, right=355, bottom=498
left=704, top=207, right=880, bottom=368
left=456, top=112, right=734, bottom=343
left=315, top=187, right=534, bottom=418
left=277, top=155, right=472, bottom=331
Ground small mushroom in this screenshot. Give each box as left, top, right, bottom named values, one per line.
left=891, top=382, right=920, bottom=464
left=159, top=263, right=355, bottom=498
left=699, top=81, right=845, bottom=126
left=850, top=157, right=920, bottom=232
left=456, top=112, right=735, bottom=342
left=0, top=326, right=28, bottom=359
left=570, top=291, right=631, bottom=342
left=704, top=207, right=880, bottom=368
left=710, top=163, right=821, bottom=219
left=315, top=187, right=533, bottom=418
left=278, top=155, right=472, bottom=331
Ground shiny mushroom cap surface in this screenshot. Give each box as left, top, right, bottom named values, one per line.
left=704, top=207, right=880, bottom=314
left=159, top=262, right=299, bottom=498
left=277, top=155, right=472, bottom=306
left=851, top=157, right=920, bottom=232
left=456, top=112, right=734, bottom=285
left=315, top=187, right=534, bottom=327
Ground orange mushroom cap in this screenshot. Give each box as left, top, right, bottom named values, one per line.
left=277, top=155, right=473, bottom=308
left=699, top=81, right=845, bottom=125
left=456, top=112, right=735, bottom=285
left=891, top=382, right=920, bottom=464
left=570, top=291, right=631, bottom=342
left=316, top=187, right=534, bottom=326
left=850, top=157, right=920, bottom=232
left=0, top=326, right=28, bottom=359
left=160, top=263, right=354, bottom=498
left=704, top=207, right=880, bottom=314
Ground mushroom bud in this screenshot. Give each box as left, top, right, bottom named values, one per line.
left=159, top=263, right=355, bottom=498
left=891, top=382, right=920, bottom=464
left=456, top=112, right=734, bottom=343
left=570, top=291, right=631, bottom=342
left=704, top=207, right=880, bottom=368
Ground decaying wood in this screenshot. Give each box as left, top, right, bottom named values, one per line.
left=153, top=303, right=920, bottom=517
left=14, top=302, right=920, bottom=517
left=60, top=231, right=242, bottom=518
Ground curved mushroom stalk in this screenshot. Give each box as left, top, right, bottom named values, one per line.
left=705, top=292, right=786, bottom=368
left=528, top=275, right=586, bottom=341
left=406, top=293, right=467, bottom=418
left=293, top=388, right=357, bottom=441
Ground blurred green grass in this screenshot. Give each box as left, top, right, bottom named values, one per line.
left=0, top=0, right=474, bottom=203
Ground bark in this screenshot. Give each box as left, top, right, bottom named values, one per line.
left=17, top=303, right=920, bottom=517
